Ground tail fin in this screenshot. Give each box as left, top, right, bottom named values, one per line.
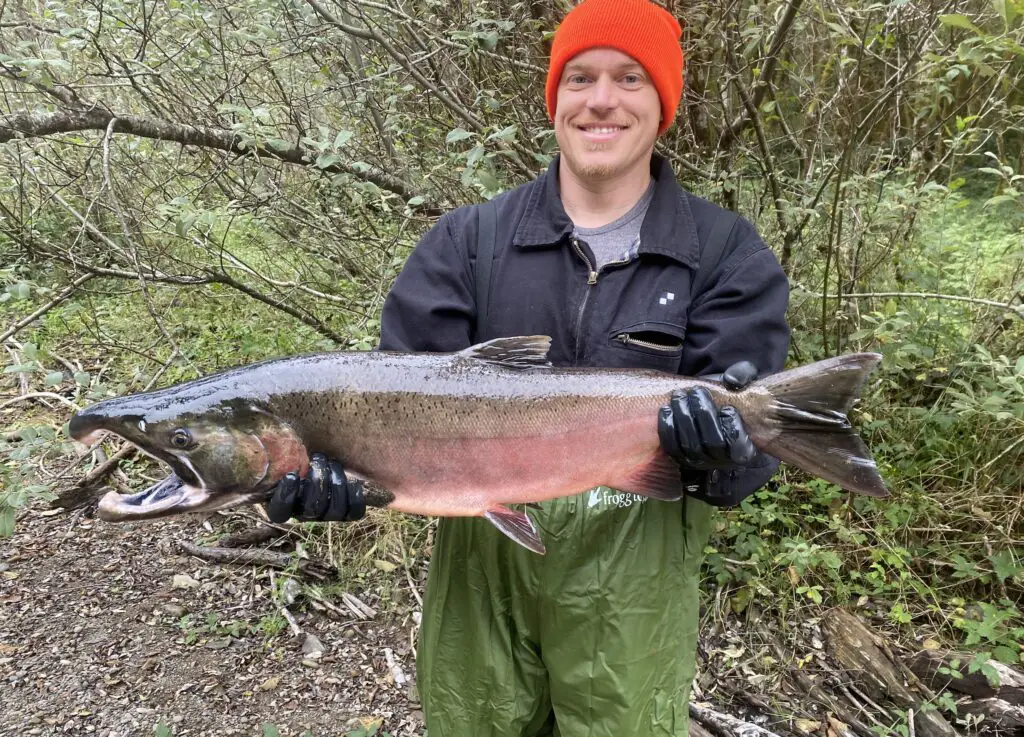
left=754, top=353, right=888, bottom=497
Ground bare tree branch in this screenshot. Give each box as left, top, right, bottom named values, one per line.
left=792, top=282, right=1024, bottom=319
left=718, top=0, right=804, bottom=148
left=0, top=108, right=438, bottom=212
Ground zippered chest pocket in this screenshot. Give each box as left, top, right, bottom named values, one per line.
left=605, top=320, right=686, bottom=372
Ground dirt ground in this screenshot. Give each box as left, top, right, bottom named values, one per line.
left=0, top=504, right=422, bottom=737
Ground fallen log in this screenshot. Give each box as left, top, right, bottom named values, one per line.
left=959, top=697, right=1024, bottom=735
left=822, top=608, right=961, bottom=737
left=689, top=702, right=783, bottom=736
left=690, top=722, right=716, bottom=737
left=908, top=649, right=1024, bottom=704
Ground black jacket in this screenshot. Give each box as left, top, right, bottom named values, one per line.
left=379, top=155, right=790, bottom=505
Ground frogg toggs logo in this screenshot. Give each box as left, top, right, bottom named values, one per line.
left=658, top=292, right=675, bottom=306
left=588, top=488, right=649, bottom=509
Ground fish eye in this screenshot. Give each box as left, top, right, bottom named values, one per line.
left=170, top=429, right=192, bottom=449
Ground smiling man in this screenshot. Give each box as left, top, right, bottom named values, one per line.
left=268, top=0, right=790, bottom=734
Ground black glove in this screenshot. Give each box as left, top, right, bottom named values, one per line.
left=658, top=361, right=758, bottom=469
left=266, top=453, right=366, bottom=523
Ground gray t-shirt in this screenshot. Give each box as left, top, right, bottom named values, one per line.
left=572, top=181, right=655, bottom=269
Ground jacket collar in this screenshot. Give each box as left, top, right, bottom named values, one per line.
left=512, top=154, right=700, bottom=270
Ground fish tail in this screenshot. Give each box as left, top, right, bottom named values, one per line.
left=751, top=353, right=888, bottom=497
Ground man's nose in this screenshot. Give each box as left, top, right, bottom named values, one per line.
left=586, top=75, right=618, bottom=112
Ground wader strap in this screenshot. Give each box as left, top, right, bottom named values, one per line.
left=474, top=200, right=498, bottom=339
left=692, top=210, right=739, bottom=297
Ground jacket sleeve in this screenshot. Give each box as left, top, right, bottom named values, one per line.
left=681, top=229, right=791, bottom=507
left=378, top=212, right=476, bottom=353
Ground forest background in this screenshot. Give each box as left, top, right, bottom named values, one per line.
left=1, top=0, right=1023, bottom=733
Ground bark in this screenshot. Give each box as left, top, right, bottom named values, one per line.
left=689, top=703, right=783, bottom=737
left=822, top=609, right=961, bottom=737
left=908, top=650, right=1024, bottom=704
left=959, top=697, right=1024, bottom=735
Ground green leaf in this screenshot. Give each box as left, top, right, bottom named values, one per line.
left=939, top=14, right=985, bottom=34
left=263, top=724, right=281, bottom=737
left=475, top=168, right=501, bottom=192
left=406, top=196, right=425, bottom=207
left=333, top=130, right=354, bottom=148
left=446, top=128, right=474, bottom=144
left=22, top=342, right=38, bottom=360
left=265, top=138, right=293, bottom=152
left=994, top=645, right=1019, bottom=664
left=155, top=723, right=173, bottom=737
left=74, top=371, right=91, bottom=387
left=465, top=145, right=485, bottom=169
left=992, top=0, right=1016, bottom=27
left=0, top=507, right=14, bottom=538
left=990, top=550, right=1021, bottom=582
left=984, top=194, right=1020, bottom=208
left=4, top=364, right=37, bottom=374
left=315, top=152, right=342, bottom=169
left=486, top=124, right=518, bottom=143
left=44, top=371, right=64, bottom=387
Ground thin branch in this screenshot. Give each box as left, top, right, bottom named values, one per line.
left=0, top=108, right=437, bottom=212
left=0, top=392, right=81, bottom=412
left=729, top=58, right=787, bottom=236
left=792, top=282, right=1024, bottom=319
left=208, top=271, right=348, bottom=343
left=0, top=272, right=96, bottom=343
left=302, top=0, right=484, bottom=133
left=718, top=0, right=804, bottom=147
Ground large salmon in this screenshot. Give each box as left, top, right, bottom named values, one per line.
left=68, top=336, right=887, bottom=553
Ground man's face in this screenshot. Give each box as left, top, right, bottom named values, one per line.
left=553, top=48, right=661, bottom=182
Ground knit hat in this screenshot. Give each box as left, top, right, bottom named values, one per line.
left=545, top=0, right=684, bottom=135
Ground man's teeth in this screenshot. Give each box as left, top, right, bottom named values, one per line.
left=583, top=127, right=621, bottom=133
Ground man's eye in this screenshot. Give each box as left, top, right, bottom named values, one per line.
left=567, top=74, right=589, bottom=85
left=622, top=74, right=643, bottom=85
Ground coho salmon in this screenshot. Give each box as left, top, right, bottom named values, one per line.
left=68, top=336, right=887, bottom=554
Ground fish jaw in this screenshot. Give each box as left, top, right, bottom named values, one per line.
left=96, top=473, right=270, bottom=521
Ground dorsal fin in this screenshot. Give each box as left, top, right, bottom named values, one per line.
left=459, top=336, right=552, bottom=369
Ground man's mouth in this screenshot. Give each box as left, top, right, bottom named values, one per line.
left=577, top=124, right=627, bottom=142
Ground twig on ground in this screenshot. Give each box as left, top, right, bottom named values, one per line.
left=0, top=273, right=96, bottom=344
left=280, top=606, right=302, bottom=637
left=0, top=391, right=80, bottom=412
left=176, top=540, right=335, bottom=578
left=53, top=442, right=136, bottom=509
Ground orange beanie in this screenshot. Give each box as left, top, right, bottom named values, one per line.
left=545, top=0, right=684, bottom=135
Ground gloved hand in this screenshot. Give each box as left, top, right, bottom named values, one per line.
left=658, top=361, right=758, bottom=469
left=266, top=453, right=366, bottom=523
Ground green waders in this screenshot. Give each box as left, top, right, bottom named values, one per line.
left=415, top=489, right=715, bottom=737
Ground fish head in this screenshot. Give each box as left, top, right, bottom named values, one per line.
left=69, top=395, right=309, bottom=521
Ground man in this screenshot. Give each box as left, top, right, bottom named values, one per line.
left=269, top=0, right=790, bottom=734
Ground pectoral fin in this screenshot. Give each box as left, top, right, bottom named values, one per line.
left=617, top=451, right=684, bottom=501
left=484, top=505, right=546, bottom=555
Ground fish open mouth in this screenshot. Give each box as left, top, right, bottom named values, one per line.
left=96, top=474, right=264, bottom=522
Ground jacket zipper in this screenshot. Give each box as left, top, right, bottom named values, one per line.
left=615, top=333, right=681, bottom=352
left=571, top=236, right=598, bottom=365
